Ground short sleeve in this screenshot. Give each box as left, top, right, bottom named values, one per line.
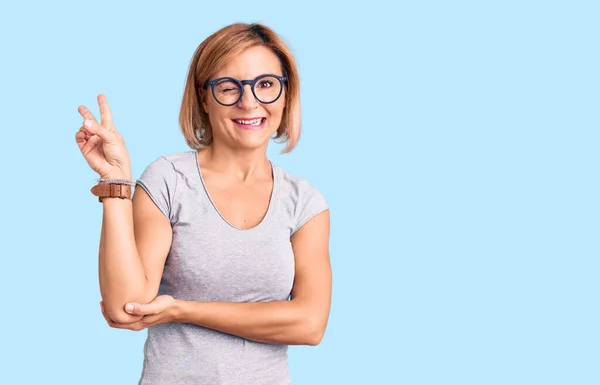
left=292, top=182, right=329, bottom=235
left=135, top=156, right=177, bottom=221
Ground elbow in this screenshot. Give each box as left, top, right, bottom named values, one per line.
left=306, top=332, right=324, bottom=346
left=306, top=329, right=325, bottom=346
left=101, top=284, right=152, bottom=325
left=104, top=302, right=144, bottom=325
left=303, top=315, right=326, bottom=346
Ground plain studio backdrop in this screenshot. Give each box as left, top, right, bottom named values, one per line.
left=0, top=1, right=597, bottom=384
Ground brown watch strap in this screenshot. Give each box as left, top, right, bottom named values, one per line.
left=90, top=183, right=132, bottom=202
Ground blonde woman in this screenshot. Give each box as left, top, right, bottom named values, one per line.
left=75, top=23, right=331, bottom=384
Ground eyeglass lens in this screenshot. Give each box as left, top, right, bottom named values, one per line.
left=213, top=76, right=282, bottom=105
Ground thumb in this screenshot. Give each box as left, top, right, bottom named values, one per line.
left=82, top=119, right=115, bottom=142
left=125, top=301, right=160, bottom=316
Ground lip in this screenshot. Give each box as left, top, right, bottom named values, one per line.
left=231, top=117, right=266, bottom=130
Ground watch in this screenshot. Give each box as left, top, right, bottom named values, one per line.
left=90, top=183, right=132, bottom=202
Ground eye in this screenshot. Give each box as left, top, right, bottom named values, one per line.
left=257, top=80, right=274, bottom=89
left=215, top=80, right=240, bottom=94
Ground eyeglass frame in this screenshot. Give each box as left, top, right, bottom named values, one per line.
left=202, top=73, right=288, bottom=106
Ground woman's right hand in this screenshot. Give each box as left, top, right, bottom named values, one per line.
left=75, top=94, right=132, bottom=180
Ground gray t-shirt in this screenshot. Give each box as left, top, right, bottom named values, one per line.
left=134, top=150, right=328, bottom=385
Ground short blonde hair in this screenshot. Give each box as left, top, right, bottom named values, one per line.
left=179, top=23, right=301, bottom=153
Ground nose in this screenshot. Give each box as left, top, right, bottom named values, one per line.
left=237, top=84, right=259, bottom=109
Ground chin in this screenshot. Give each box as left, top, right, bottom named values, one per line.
left=230, top=126, right=278, bottom=149
left=235, top=136, right=271, bottom=150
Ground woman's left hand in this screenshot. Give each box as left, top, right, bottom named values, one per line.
left=100, top=295, right=178, bottom=331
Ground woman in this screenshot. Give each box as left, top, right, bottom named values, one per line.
left=75, top=23, right=331, bottom=384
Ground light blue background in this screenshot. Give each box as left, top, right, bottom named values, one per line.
left=0, top=1, right=597, bottom=384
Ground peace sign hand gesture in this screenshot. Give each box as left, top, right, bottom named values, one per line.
left=75, top=94, right=132, bottom=180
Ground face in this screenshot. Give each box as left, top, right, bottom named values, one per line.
left=202, top=45, right=286, bottom=151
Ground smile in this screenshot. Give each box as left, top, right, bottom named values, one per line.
left=232, top=117, right=266, bottom=130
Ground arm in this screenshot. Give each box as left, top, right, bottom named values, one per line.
left=99, top=186, right=172, bottom=324
left=171, top=209, right=332, bottom=346
left=78, top=100, right=173, bottom=325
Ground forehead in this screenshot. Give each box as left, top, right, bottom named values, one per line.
left=214, top=45, right=283, bottom=79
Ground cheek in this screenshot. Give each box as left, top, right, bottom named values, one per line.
left=206, top=105, right=230, bottom=125
left=266, top=109, right=284, bottom=132
left=267, top=101, right=285, bottom=120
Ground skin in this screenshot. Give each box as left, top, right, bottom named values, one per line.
left=85, top=45, right=332, bottom=346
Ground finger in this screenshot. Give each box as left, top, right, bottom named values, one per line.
left=139, top=314, right=161, bottom=326
left=75, top=130, right=87, bottom=146
left=125, top=302, right=162, bottom=316
left=79, top=126, right=92, bottom=139
left=78, top=105, right=98, bottom=123
left=82, top=119, right=115, bottom=142
left=76, top=134, right=89, bottom=152
left=131, top=323, right=146, bottom=331
left=98, top=94, right=115, bottom=130
left=81, top=134, right=101, bottom=154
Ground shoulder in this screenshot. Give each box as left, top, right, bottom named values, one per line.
left=135, top=151, right=196, bottom=221
left=275, top=165, right=328, bottom=235
left=138, top=150, right=196, bottom=178
left=160, top=150, right=195, bottom=166
left=277, top=165, right=325, bottom=199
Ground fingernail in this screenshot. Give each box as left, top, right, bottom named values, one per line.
left=125, top=304, right=134, bottom=313
left=84, top=119, right=92, bottom=128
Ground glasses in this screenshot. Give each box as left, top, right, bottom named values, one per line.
left=203, top=74, right=287, bottom=106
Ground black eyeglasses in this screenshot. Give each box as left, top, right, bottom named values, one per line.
left=203, top=74, right=287, bottom=106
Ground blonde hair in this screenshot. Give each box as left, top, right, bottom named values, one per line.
left=179, top=23, right=301, bottom=153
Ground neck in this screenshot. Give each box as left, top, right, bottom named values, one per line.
left=198, top=140, right=272, bottom=183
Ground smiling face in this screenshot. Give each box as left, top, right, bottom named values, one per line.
left=202, top=45, right=286, bottom=151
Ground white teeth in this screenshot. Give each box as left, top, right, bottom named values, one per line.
left=234, top=118, right=263, bottom=125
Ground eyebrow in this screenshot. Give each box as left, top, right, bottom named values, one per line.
left=213, top=73, right=283, bottom=80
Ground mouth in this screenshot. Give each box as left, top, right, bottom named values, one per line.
left=231, top=117, right=267, bottom=130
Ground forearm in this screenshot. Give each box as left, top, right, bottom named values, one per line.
left=172, top=299, right=319, bottom=345
left=99, top=198, right=148, bottom=323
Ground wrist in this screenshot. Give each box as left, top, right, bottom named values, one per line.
left=100, top=166, right=132, bottom=181
left=171, top=299, right=187, bottom=323
left=100, top=172, right=132, bottom=180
